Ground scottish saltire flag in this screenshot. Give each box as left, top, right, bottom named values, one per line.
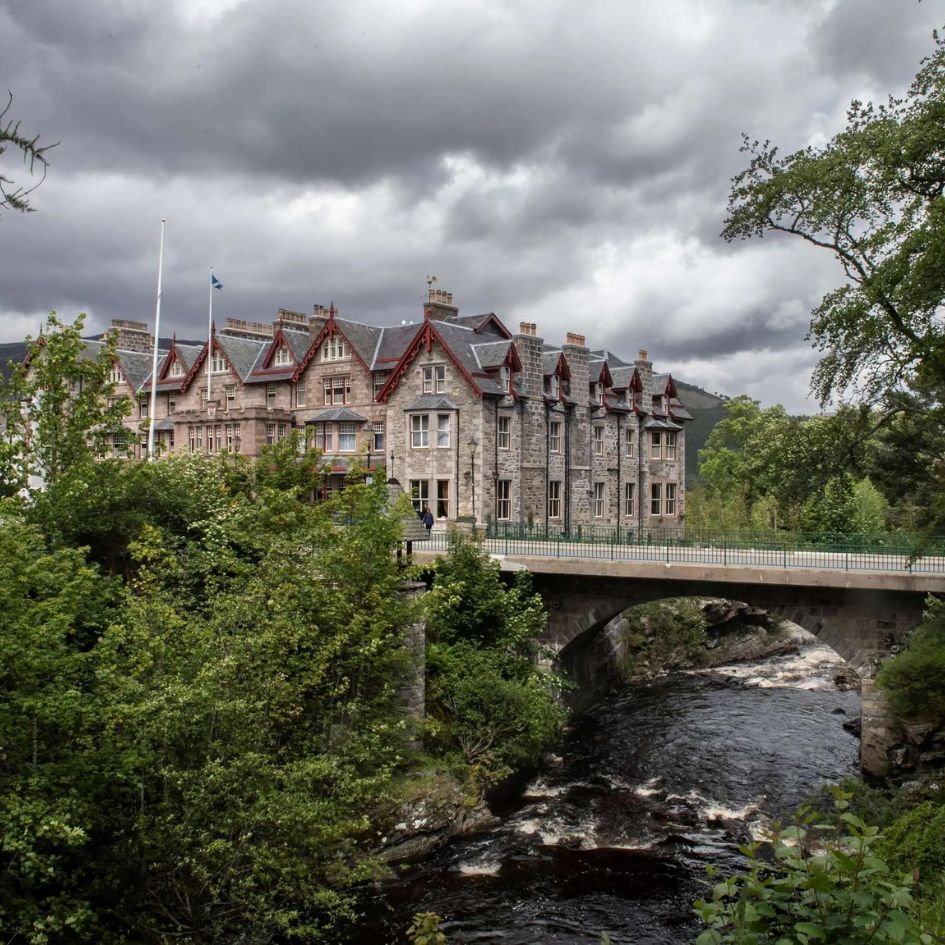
left=211, top=273, right=223, bottom=290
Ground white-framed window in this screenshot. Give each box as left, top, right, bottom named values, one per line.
left=625, top=426, right=635, bottom=458
left=108, top=364, right=123, bottom=384
left=593, top=425, right=604, bottom=457
left=225, top=424, right=234, bottom=450
left=409, top=479, right=429, bottom=514
left=372, top=421, right=385, bottom=451
left=410, top=414, right=429, bottom=448
left=338, top=422, right=357, bottom=452
left=665, top=482, right=677, bottom=515
left=373, top=373, right=386, bottom=401
left=665, top=432, right=677, bottom=460
left=206, top=425, right=215, bottom=453
left=313, top=423, right=333, bottom=452
left=167, top=395, right=177, bottom=414
left=200, top=387, right=208, bottom=404
left=651, top=482, right=662, bottom=516
left=322, top=336, right=348, bottom=361
left=548, top=480, right=561, bottom=519
left=650, top=430, right=662, bottom=459
left=196, top=426, right=203, bottom=450
left=497, top=479, right=512, bottom=520
left=436, top=479, right=450, bottom=518
left=436, top=414, right=451, bottom=448
left=224, top=384, right=236, bottom=412
left=139, top=397, right=149, bottom=419
left=168, top=359, right=184, bottom=378
left=266, top=423, right=276, bottom=445
left=594, top=482, right=605, bottom=518
left=211, top=353, right=228, bottom=374
left=266, top=384, right=277, bottom=409
left=278, top=423, right=288, bottom=441
left=232, top=423, right=240, bottom=452
left=549, top=374, right=560, bottom=398
left=423, top=365, right=446, bottom=394
left=112, top=431, right=127, bottom=453
left=590, top=382, right=603, bottom=405
left=498, top=415, right=511, bottom=450
left=324, top=376, right=349, bottom=405
left=295, top=380, right=306, bottom=407
left=499, top=365, right=511, bottom=392
left=549, top=420, right=561, bottom=453
left=188, top=426, right=196, bottom=452
left=624, top=482, right=635, bottom=518
left=275, top=345, right=291, bottom=366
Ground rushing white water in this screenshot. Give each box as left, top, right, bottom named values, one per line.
left=355, top=639, right=860, bottom=944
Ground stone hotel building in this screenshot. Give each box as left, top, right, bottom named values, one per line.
left=91, top=289, right=691, bottom=528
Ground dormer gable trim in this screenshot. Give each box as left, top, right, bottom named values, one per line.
left=472, top=312, right=513, bottom=339
left=259, top=327, right=297, bottom=371
left=377, top=320, right=482, bottom=403
left=292, top=309, right=371, bottom=382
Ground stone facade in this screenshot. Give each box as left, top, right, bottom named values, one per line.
left=86, top=288, right=690, bottom=526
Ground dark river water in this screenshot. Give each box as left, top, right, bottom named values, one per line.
left=353, top=636, right=861, bottom=944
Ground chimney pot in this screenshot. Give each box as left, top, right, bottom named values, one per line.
left=565, top=332, right=586, bottom=347
left=638, top=348, right=649, bottom=361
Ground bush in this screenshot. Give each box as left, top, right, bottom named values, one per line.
left=695, top=789, right=934, bottom=945
left=882, top=801, right=945, bottom=885
left=876, top=599, right=945, bottom=723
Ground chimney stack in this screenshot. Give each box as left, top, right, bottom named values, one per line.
left=518, top=321, right=538, bottom=336
left=108, top=319, right=153, bottom=353
left=423, top=287, right=458, bottom=321
left=638, top=348, right=649, bottom=362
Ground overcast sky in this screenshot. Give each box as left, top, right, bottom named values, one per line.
left=1, top=0, right=939, bottom=411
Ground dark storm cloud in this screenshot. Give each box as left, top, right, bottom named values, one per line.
left=1, top=0, right=942, bottom=412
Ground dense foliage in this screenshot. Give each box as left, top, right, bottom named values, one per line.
left=422, top=535, right=566, bottom=780
left=695, top=790, right=933, bottom=945
left=876, top=598, right=945, bottom=724
left=0, top=317, right=565, bottom=943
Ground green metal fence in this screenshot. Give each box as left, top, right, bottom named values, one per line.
left=417, top=522, right=945, bottom=574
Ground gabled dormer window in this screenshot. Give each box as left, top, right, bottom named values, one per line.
left=322, top=337, right=348, bottom=361
left=499, top=365, right=512, bottom=392
left=549, top=375, right=560, bottom=398
left=211, top=353, right=228, bottom=374
left=107, top=365, right=123, bottom=384
left=275, top=345, right=291, bottom=366
left=590, top=382, right=603, bottom=405
left=169, top=359, right=184, bottom=378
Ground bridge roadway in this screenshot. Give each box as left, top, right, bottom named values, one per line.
left=413, top=532, right=945, bottom=595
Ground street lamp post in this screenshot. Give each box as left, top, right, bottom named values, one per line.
left=468, top=437, right=478, bottom=523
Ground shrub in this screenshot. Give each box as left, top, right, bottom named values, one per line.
left=876, top=599, right=945, bottom=723
left=695, top=789, right=934, bottom=945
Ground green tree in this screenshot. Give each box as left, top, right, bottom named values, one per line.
left=423, top=535, right=566, bottom=778
left=723, top=33, right=945, bottom=409
left=0, top=312, right=129, bottom=500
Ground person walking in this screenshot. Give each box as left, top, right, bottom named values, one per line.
left=421, top=504, right=434, bottom=533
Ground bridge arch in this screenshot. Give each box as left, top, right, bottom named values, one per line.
left=526, top=572, right=925, bottom=677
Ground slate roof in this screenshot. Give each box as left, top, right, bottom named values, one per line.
left=374, top=322, right=421, bottom=365
left=120, top=350, right=158, bottom=393
left=218, top=333, right=267, bottom=381
left=644, top=418, right=683, bottom=431
left=609, top=365, right=635, bottom=390
left=281, top=328, right=310, bottom=362
left=589, top=358, right=608, bottom=382
left=541, top=349, right=563, bottom=375
left=404, top=394, right=459, bottom=411
left=471, top=340, right=512, bottom=369
left=304, top=407, right=369, bottom=424
left=335, top=318, right=383, bottom=367
left=431, top=321, right=508, bottom=396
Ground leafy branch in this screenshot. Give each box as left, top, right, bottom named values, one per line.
left=0, top=91, right=58, bottom=215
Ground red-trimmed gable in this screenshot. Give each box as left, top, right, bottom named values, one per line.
left=376, top=320, right=483, bottom=403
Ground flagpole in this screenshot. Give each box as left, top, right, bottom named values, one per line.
left=147, top=219, right=166, bottom=460
left=207, top=266, right=214, bottom=403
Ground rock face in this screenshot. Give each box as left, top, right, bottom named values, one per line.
left=373, top=772, right=499, bottom=863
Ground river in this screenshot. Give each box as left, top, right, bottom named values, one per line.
left=353, top=634, right=861, bottom=944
